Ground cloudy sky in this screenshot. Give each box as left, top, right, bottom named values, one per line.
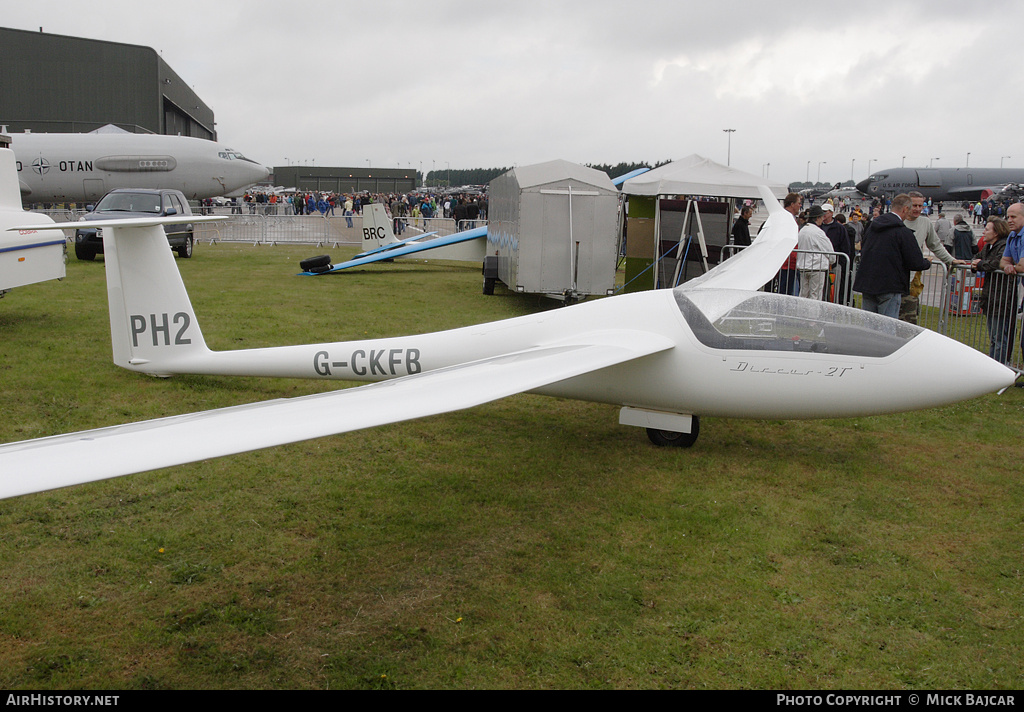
left=5, top=0, right=1020, bottom=185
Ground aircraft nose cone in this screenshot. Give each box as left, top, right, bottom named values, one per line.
left=912, top=330, right=1017, bottom=404
left=855, top=178, right=873, bottom=194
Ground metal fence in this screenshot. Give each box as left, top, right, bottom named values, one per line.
left=30, top=206, right=487, bottom=248
left=914, top=261, right=1023, bottom=373
left=723, top=244, right=854, bottom=306
left=195, top=213, right=362, bottom=247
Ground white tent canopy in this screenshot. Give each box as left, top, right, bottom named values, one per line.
left=621, top=154, right=787, bottom=200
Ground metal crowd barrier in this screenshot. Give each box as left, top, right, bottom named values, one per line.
left=921, top=262, right=1023, bottom=372
left=28, top=207, right=487, bottom=248
left=722, top=244, right=854, bottom=306
left=193, top=213, right=364, bottom=247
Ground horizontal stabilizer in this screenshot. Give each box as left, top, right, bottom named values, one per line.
left=0, top=331, right=673, bottom=498
left=8, top=215, right=228, bottom=232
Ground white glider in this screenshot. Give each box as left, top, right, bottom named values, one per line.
left=0, top=187, right=1015, bottom=499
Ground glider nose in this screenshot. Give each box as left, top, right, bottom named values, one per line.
left=912, top=330, right=1017, bottom=402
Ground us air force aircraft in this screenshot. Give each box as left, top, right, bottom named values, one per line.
left=0, top=140, right=64, bottom=295
left=8, top=129, right=270, bottom=205
left=856, top=167, right=1024, bottom=202
left=0, top=187, right=1015, bottom=499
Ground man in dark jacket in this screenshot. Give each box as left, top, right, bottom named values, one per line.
left=822, top=203, right=854, bottom=303
left=853, top=193, right=932, bottom=319
left=731, top=206, right=752, bottom=247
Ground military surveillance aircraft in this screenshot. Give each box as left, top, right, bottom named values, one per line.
left=0, top=188, right=1015, bottom=499
left=856, top=167, right=1024, bottom=202
left=8, top=127, right=270, bottom=205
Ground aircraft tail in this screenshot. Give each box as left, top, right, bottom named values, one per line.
left=0, top=148, right=24, bottom=209
left=98, top=218, right=215, bottom=374
left=361, top=203, right=397, bottom=251
left=8, top=215, right=225, bottom=374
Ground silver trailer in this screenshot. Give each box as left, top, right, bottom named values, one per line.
left=487, top=160, right=619, bottom=300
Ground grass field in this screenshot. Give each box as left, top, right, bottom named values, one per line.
left=0, top=242, right=1022, bottom=689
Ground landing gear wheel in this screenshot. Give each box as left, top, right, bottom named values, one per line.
left=646, top=416, right=700, bottom=447
left=300, top=254, right=332, bottom=272
left=177, top=236, right=194, bottom=258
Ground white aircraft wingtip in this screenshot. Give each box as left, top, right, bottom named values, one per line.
left=758, top=185, right=784, bottom=214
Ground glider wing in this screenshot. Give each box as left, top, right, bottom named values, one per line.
left=0, top=330, right=673, bottom=499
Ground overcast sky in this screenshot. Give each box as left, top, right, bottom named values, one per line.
left=5, top=0, right=1021, bottom=185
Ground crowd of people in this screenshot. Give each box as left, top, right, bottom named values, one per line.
left=764, top=190, right=1023, bottom=367
left=239, top=189, right=488, bottom=231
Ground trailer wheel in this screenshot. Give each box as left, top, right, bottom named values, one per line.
left=300, top=255, right=332, bottom=271
left=646, top=417, right=699, bottom=447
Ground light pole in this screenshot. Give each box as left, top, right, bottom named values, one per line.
left=722, top=129, right=735, bottom=166
left=766, top=162, right=770, bottom=179
left=817, top=161, right=826, bottom=184
left=930, top=157, right=939, bottom=168
left=868, top=158, right=877, bottom=175
left=851, top=158, right=855, bottom=180
left=966, top=152, right=971, bottom=167
left=902, top=156, right=907, bottom=168
left=806, top=161, right=810, bottom=182
left=1002, top=156, right=1011, bottom=168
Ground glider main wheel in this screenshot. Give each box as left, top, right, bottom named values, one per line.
left=177, top=236, right=194, bottom=258
left=74, top=243, right=96, bottom=261
left=300, top=254, right=332, bottom=271
left=646, top=416, right=700, bottom=448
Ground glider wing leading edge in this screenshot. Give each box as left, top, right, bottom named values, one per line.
left=681, top=185, right=797, bottom=293
left=0, top=333, right=672, bottom=499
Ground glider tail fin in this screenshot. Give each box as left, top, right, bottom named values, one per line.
left=360, top=202, right=397, bottom=251
left=0, top=148, right=25, bottom=210
left=101, top=221, right=211, bottom=374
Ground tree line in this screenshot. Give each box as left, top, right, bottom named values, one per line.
left=423, top=160, right=673, bottom=187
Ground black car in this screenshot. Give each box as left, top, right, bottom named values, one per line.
left=74, top=188, right=195, bottom=260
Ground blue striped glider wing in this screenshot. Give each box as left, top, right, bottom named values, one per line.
left=611, top=167, right=650, bottom=186
left=355, top=229, right=439, bottom=258
left=0, top=331, right=673, bottom=499
left=302, top=226, right=488, bottom=274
